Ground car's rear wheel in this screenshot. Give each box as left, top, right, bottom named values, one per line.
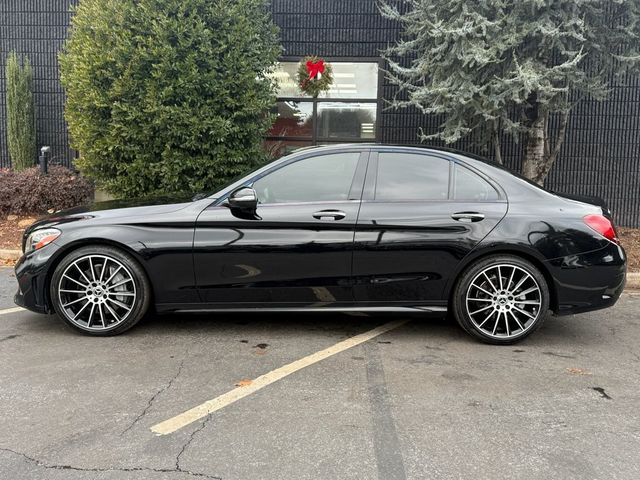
left=50, top=245, right=150, bottom=335
left=452, top=255, right=549, bottom=344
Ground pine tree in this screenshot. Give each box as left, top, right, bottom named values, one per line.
left=60, top=0, right=281, bottom=197
left=380, top=0, right=640, bottom=184
left=6, top=51, right=36, bottom=172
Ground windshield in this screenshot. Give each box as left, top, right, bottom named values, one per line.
left=202, top=162, right=270, bottom=199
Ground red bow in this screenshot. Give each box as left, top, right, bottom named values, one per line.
left=306, top=59, right=325, bottom=79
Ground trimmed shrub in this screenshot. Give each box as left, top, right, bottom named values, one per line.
left=59, top=0, right=281, bottom=198
left=5, top=51, right=36, bottom=171
left=0, top=166, right=94, bottom=216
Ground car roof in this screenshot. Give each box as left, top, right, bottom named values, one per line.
left=292, top=143, right=499, bottom=166
left=294, top=143, right=540, bottom=186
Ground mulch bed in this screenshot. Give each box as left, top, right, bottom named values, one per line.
left=0, top=216, right=34, bottom=266
left=619, top=228, right=640, bottom=271
left=0, top=216, right=33, bottom=250
left=0, top=216, right=639, bottom=271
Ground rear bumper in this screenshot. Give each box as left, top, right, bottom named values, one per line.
left=547, top=242, right=626, bottom=316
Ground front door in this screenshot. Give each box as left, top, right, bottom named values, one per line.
left=193, top=150, right=368, bottom=306
left=352, top=150, right=508, bottom=304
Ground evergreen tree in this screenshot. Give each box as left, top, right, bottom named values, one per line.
left=60, top=0, right=281, bottom=197
left=380, top=0, right=640, bottom=184
left=6, top=51, right=36, bottom=172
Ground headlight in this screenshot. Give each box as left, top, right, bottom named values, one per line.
left=25, top=228, right=61, bottom=253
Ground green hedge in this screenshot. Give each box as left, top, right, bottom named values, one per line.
left=60, top=0, right=281, bottom=197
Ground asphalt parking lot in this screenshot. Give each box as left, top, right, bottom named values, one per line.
left=1, top=266, right=639, bottom=480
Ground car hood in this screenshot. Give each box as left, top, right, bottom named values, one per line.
left=59, top=193, right=196, bottom=213
left=24, top=194, right=200, bottom=234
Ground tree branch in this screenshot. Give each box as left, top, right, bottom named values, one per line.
left=549, top=111, right=569, bottom=165
left=543, top=111, right=550, bottom=160
left=492, top=125, right=503, bottom=165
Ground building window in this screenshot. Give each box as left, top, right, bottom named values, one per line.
left=267, top=60, right=380, bottom=156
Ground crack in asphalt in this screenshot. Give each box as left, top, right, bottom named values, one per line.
left=625, top=345, right=640, bottom=364
left=542, top=351, right=576, bottom=359
left=0, top=447, right=221, bottom=479
left=121, top=358, right=186, bottom=435
left=176, top=414, right=213, bottom=473
left=0, top=355, right=221, bottom=479
left=0, top=334, right=20, bottom=342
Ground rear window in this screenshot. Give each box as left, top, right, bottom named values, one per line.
left=375, top=153, right=450, bottom=201
left=453, top=164, right=499, bottom=201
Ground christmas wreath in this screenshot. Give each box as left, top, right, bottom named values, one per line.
left=297, top=56, right=333, bottom=98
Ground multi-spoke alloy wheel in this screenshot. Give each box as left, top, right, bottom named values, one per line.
left=453, top=255, right=549, bottom=344
left=51, top=246, right=150, bottom=335
left=466, top=264, right=541, bottom=339
left=58, top=255, right=136, bottom=330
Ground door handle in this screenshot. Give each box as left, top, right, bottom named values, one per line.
left=313, top=210, right=346, bottom=221
left=451, top=211, right=485, bottom=222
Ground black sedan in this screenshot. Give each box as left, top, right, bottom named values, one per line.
left=14, top=145, right=626, bottom=344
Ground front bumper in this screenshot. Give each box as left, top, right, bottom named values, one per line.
left=13, top=243, right=61, bottom=314
left=547, top=241, right=626, bottom=316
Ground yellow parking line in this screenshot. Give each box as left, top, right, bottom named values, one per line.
left=151, top=318, right=409, bottom=435
left=0, top=307, right=25, bottom=315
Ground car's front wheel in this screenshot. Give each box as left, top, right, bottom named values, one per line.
left=50, top=245, right=151, bottom=335
left=452, top=255, right=550, bottom=344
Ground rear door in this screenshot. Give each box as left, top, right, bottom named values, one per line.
left=352, top=149, right=508, bottom=304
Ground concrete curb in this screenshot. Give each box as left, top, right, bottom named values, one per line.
left=0, top=249, right=21, bottom=261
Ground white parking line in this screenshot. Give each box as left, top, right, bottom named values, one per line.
left=151, top=318, right=409, bottom=435
left=0, top=307, right=25, bottom=315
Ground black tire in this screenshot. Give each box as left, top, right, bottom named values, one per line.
left=452, top=254, right=549, bottom=345
left=50, top=245, right=151, bottom=336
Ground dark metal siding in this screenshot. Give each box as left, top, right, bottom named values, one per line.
left=271, top=0, right=640, bottom=228
left=1, top=0, right=638, bottom=226
left=0, top=0, right=76, bottom=169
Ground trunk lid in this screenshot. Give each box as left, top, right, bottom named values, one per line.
left=552, top=191, right=612, bottom=218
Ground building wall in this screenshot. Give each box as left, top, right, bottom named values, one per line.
left=1, top=0, right=639, bottom=226
left=0, top=0, right=76, bottom=169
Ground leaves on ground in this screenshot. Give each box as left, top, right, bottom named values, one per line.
left=566, top=367, right=592, bottom=375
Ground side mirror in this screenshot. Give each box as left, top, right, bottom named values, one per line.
left=228, top=187, right=258, bottom=212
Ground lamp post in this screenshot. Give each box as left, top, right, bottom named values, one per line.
left=38, top=146, right=50, bottom=174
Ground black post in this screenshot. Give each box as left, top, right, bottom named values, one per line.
left=39, top=146, right=50, bottom=174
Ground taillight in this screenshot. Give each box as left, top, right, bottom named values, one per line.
left=583, top=214, right=618, bottom=243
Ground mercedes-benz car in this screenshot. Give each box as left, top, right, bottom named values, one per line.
left=14, top=145, right=626, bottom=344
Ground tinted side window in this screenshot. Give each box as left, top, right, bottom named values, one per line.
left=253, top=152, right=360, bottom=204
left=375, top=153, right=450, bottom=201
left=454, top=164, right=499, bottom=201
